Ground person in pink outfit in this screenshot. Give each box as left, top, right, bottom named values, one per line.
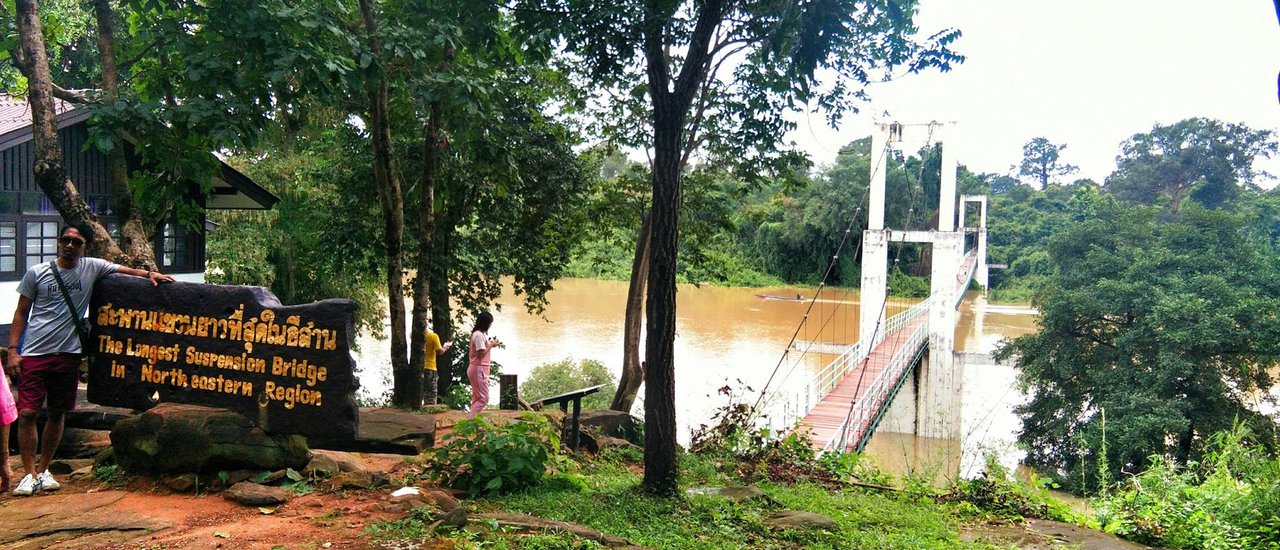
left=466, top=312, right=500, bottom=418
left=0, top=362, right=16, bottom=492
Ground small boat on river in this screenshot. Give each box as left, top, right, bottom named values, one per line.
left=755, top=293, right=806, bottom=302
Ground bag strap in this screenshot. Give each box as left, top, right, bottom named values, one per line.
left=49, top=260, right=91, bottom=348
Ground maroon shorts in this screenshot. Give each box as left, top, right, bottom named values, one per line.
left=16, top=354, right=81, bottom=412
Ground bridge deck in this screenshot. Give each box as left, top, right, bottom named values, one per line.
left=800, top=314, right=926, bottom=450
left=798, top=250, right=978, bottom=451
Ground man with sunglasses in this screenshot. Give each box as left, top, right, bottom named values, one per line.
left=4, top=223, right=174, bottom=496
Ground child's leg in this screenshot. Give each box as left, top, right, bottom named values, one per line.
left=1, top=422, right=10, bottom=492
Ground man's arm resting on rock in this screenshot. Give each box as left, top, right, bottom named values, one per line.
left=116, top=266, right=176, bottom=286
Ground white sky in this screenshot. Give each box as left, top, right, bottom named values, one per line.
left=787, top=0, right=1280, bottom=184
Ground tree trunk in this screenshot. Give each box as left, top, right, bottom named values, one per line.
left=410, top=97, right=446, bottom=409
left=611, top=210, right=651, bottom=412
left=428, top=229, right=455, bottom=398
left=358, top=0, right=413, bottom=408
left=93, top=0, right=156, bottom=268
left=638, top=0, right=726, bottom=496
left=14, top=0, right=122, bottom=260
left=639, top=0, right=723, bottom=496
left=642, top=102, right=681, bottom=495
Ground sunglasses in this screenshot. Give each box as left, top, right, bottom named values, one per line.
left=59, top=236, right=86, bottom=247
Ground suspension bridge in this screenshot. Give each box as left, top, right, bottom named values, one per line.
left=758, top=121, right=990, bottom=453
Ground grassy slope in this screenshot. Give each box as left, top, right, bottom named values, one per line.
left=478, top=455, right=1005, bottom=549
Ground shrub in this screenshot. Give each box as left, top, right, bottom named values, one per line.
left=943, top=453, right=1074, bottom=522
left=428, top=414, right=561, bottom=496
left=1092, top=425, right=1280, bottom=550
left=689, top=384, right=891, bottom=488
left=520, top=358, right=616, bottom=409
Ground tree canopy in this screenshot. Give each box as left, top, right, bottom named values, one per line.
left=1018, top=137, right=1078, bottom=189
left=996, top=197, right=1280, bottom=492
left=1106, top=118, right=1277, bottom=214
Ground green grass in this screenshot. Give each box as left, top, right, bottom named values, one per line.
left=474, top=454, right=1002, bottom=549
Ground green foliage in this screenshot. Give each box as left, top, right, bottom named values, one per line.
left=998, top=197, right=1280, bottom=492
left=519, top=358, right=616, bottom=410
left=1017, top=137, right=1078, bottom=188
left=209, top=127, right=387, bottom=337
left=1092, top=425, right=1280, bottom=550
left=943, top=454, right=1074, bottom=522
left=1107, top=118, right=1277, bottom=213
left=428, top=414, right=561, bottom=496
left=92, top=463, right=126, bottom=487
left=888, top=270, right=930, bottom=298
left=484, top=450, right=981, bottom=550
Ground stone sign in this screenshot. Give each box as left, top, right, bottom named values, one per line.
left=86, top=275, right=360, bottom=440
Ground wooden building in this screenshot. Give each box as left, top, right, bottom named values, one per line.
left=0, top=93, right=278, bottom=322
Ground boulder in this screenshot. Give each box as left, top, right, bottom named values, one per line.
left=763, top=510, right=837, bottom=531
left=576, top=410, right=641, bottom=444
left=311, top=449, right=368, bottom=473
left=60, top=428, right=113, bottom=458
left=48, top=459, right=95, bottom=475
left=161, top=473, right=199, bottom=492
left=224, top=482, right=293, bottom=506
left=424, top=488, right=460, bottom=512
left=327, top=471, right=387, bottom=491
left=303, top=454, right=342, bottom=478
left=69, top=465, right=95, bottom=481
left=110, top=403, right=311, bottom=474
left=579, top=433, right=641, bottom=455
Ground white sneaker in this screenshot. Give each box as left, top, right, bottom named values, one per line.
left=37, top=470, right=59, bottom=491
left=12, top=474, right=38, bottom=496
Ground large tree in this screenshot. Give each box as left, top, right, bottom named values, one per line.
left=1106, top=118, right=1276, bottom=214
left=514, top=0, right=961, bottom=494
left=997, top=197, right=1280, bottom=493
left=1018, top=137, right=1078, bottom=189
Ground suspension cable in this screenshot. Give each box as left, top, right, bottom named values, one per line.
left=748, top=135, right=891, bottom=418
left=832, top=122, right=939, bottom=451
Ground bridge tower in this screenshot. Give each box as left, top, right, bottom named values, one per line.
left=858, top=121, right=986, bottom=440
left=960, top=195, right=989, bottom=287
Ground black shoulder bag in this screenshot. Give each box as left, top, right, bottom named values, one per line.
left=49, top=261, right=93, bottom=358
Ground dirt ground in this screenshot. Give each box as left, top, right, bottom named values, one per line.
left=0, top=454, right=413, bottom=550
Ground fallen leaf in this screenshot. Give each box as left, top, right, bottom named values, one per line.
left=213, top=531, right=230, bottom=539
left=258, top=507, right=276, bottom=515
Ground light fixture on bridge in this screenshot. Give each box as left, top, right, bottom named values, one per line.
left=889, top=122, right=903, bottom=143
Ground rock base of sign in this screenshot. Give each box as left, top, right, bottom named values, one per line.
left=111, top=403, right=311, bottom=474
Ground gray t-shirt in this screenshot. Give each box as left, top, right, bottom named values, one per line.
left=17, top=257, right=120, bottom=356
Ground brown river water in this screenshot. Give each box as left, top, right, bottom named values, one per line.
left=355, top=277, right=1038, bottom=482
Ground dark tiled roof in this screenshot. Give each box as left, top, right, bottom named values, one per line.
left=0, top=93, right=85, bottom=135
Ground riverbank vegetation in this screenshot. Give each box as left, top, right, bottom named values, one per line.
left=369, top=411, right=1082, bottom=549
left=992, top=124, right=1280, bottom=547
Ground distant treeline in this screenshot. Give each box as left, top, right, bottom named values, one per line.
left=565, top=118, right=1280, bottom=303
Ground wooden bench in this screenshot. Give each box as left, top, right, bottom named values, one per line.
left=533, top=384, right=603, bottom=452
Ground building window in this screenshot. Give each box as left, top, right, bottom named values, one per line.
left=24, top=220, right=59, bottom=269
left=161, top=222, right=192, bottom=270
left=0, top=221, right=16, bottom=274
